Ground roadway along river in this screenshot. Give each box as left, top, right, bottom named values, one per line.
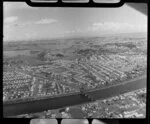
left=3, top=77, right=146, bottom=117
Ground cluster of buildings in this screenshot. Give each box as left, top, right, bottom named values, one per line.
left=3, top=70, right=32, bottom=101
left=35, top=77, right=78, bottom=97
left=3, top=50, right=146, bottom=102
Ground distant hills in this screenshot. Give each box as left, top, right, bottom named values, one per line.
left=3, top=32, right=147, bottom=43
left=107, top=32, right=147, bottom=38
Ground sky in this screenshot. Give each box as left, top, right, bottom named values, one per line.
left=3, top=2, right=147, bottom=41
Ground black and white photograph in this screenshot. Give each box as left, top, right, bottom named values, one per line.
left=3, top=0, right=147, bottom=118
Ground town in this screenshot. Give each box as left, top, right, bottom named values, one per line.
left=3, top=35, right=147, bottom=117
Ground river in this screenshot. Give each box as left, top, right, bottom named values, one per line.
left=3, top=77, right=146, bottom=117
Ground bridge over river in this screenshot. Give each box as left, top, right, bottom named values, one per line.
left=3, top=77, right=146, bottom=117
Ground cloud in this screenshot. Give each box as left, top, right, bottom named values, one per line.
left=36, top=18, right=58, bottom=24
left=4, top=21, right=34, bottom=31
left=91, top=22, right=132, bottom=31
left=88, top=22, right=147, bottom=32
left=64, top=28, right=83, bottom=34
left=14, top=21, right=33, bottom=28
left=4, top=16, right=18, bottom=23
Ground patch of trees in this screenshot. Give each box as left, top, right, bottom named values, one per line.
left=77, top=49, right=97, bottom=57
left=55, top=53, right=64, bottom=58
left=37, top=51, right=47, bottom=61
left=138, top=93, right=146, bottom=99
